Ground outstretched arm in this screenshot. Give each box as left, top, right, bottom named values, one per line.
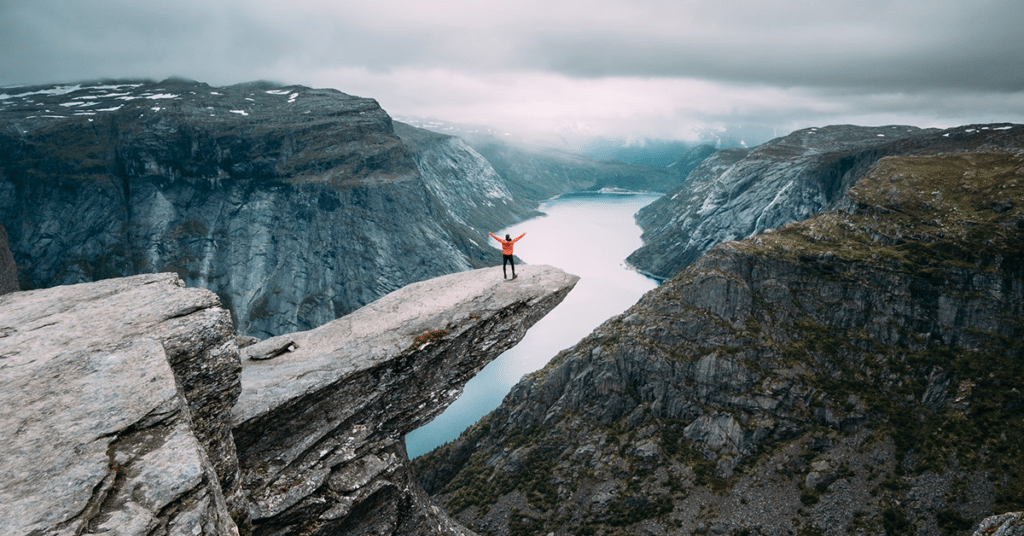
left=489, top=232, right=503, bottom=243
left=512, top=233, right=526, bottom=243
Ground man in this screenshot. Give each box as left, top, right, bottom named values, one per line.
left=489, top=232, right=526, bottom=279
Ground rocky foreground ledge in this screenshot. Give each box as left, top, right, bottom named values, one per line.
left=0, top=265, right=578, bottom=536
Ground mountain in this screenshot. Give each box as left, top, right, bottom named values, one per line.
left=0, top=79, right=484, bottom=337
left=669, top=143, right=718, bottom=177
left=398, top=117, right=691, bottom=194
left=627, top=124, right=1024, bottom=280
left=413, top=135, right=1024, bottom=536
left=468, top=136, right=687, bottom=195
left=581, top=138, right=697, bottom=168
left=0, top=79, right=669, bottom=338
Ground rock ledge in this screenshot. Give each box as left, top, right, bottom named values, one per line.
left=0, top=265, right=578, bottom=536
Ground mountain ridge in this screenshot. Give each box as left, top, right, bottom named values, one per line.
left=414, top=137, right=1024, bottom=536
left=627, top=123, right=1024, bottom=280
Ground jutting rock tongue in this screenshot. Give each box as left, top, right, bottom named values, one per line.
left=231, top=265, right=578, bottom=535
left=0, top=265, right=578, bottom=535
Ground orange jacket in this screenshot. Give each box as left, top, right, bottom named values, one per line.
left=491, top=232, right=525, bottom=255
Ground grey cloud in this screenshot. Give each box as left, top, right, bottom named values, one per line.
left=2, top=0, right=1023, bottom=139
left=524, top=2, right=1024, bottom=92
left=5, top=0, right=1023, bottom=92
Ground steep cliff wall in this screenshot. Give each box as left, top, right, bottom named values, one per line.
left=0, top=222, right=16, bottom=294
left=0, top=79, right=546, bottom=338
left=628, top=124, right=1024, bottom=280
left=393, top=122, right=538, bottom=231
left=415, top=151, right=1024, bottom=536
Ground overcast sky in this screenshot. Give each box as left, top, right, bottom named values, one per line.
left=3, top=0, right=1024, bottom=143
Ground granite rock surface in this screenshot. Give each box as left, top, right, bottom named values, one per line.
left=232, top=265, right=579, bottom=535
left=0, top=264, right=578, bottom=536
left=0, top=273, right=239, bottom=535
left=973, top=512, right=1024, bottom=536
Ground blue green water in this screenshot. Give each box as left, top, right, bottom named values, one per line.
left=405, top=191, right=661, bottom=458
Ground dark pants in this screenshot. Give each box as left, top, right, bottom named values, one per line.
left=503, top=255, right=515, bottom=277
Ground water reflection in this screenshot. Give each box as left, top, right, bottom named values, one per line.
left=405, top=192, right=661, bottom=458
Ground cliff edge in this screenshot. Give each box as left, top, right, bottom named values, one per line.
left=0, top=265, right=578, bottom=535
left=231, top=265, right=578, bottom=535
left=0, top=273, right=240, bottom=535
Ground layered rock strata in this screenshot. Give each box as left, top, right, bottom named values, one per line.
left=1, top=264, right=578, bottom=535
left=416, top=152, right=1024, bottom=535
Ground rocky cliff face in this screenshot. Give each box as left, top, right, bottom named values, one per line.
left=667, top=143, right=718, bottom=178
left=0, top=79, right=590, bottom=338
left=628, top=124, right=1024, bottom=280
left=1, top=265, right=578, bottom=535
left=0, top=222, right=16, bottom=294
left=393, top=122, right=538, bottom=231
left=0, top=273, right=240, bottom=535
left=414, top=150, right=1024, bottom=536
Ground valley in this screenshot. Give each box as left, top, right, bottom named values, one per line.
left=1, top=78, right=1022, bottom=536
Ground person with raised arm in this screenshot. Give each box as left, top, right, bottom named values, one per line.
left=489, top=232, right=526, bottom=279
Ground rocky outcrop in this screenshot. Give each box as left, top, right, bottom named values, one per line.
left=0, top=273, right=239, bottom=535
left=231, top=265, right=578, bottom=535
left=415, top=151, right=1024, bottom=535
left=0, top=222, right=16, bottom=294
left=1, top=264, right=578, bottom=535
left=628, top=123, right=1024, bottom=279
left=974, top=513, right=1024, bottom=536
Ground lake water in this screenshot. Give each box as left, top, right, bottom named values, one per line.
left=404, top=191, right=662, bottom=458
